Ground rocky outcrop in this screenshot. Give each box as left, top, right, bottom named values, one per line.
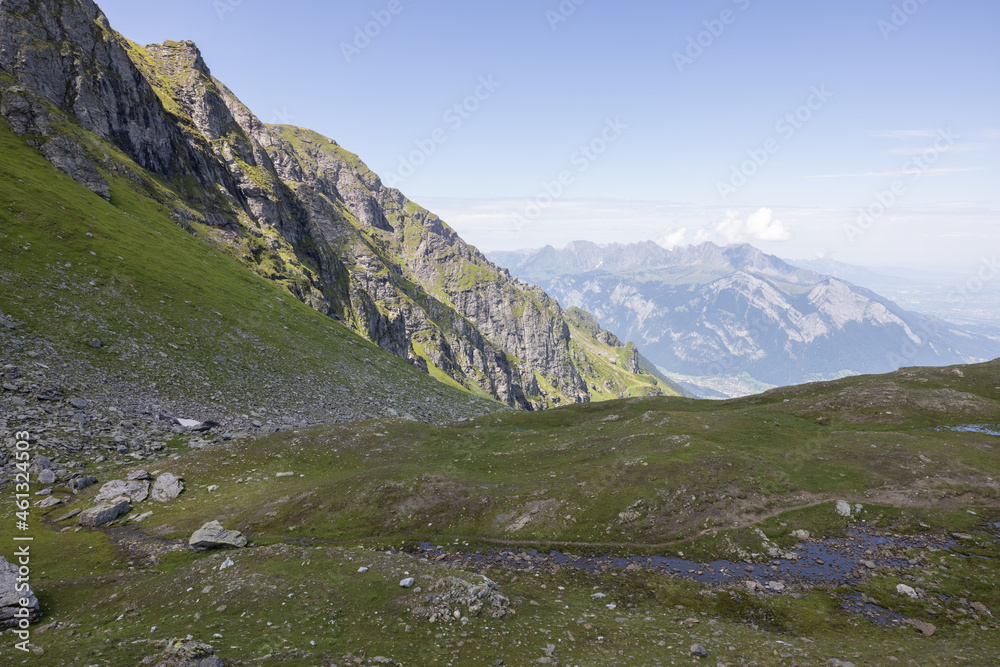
left=142, top=638, right=224, bottom=667
left=0, top=0, right=661, bottom=409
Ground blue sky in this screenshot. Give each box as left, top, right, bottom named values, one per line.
left=98, top=0, right=998, bottom=271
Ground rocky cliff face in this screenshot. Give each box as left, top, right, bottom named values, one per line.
left=0, top=0, right=666, bottom=408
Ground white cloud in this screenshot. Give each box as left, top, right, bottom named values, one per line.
left=888, top=143, right=986, bottom=156
left=716, top=208, right=790, bottom=243
left=657, top=227, right=687, bottom=249
left=871, top=129, right=940, bottom=139
left=746, top=208, right=791, bottom=241
left=692, top=229, right=713, bottom=244
left=716, top=210, right=743, bottom=242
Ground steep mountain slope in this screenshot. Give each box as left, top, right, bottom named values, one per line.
left=0, top=0, right=674, bottom=410
left=0, top=117, right=499, bottom=458
left=490, top=241, right=1000, bottom=392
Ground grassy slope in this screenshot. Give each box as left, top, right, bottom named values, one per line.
left=564, top=306, right=681, bottom=401
left=7, top=360, right=1000, bottom=664
left=0, top=117, right=497, bottom=421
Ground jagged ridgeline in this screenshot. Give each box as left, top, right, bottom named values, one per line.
left=0, top=0, right=677, bottom=409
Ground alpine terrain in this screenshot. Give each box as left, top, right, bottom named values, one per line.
left=490, top=241, right=1000, bottom=397
left=0, top=0, right=674, bottom=412
left=1, top=1, right=999, bottom=666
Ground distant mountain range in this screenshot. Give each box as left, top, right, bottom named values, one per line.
left=489, top=241, right=1000, bottom=395
left=789, top=258, right=1000, bottom=331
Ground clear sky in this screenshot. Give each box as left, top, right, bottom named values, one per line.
left=97, top=0, right=998, bottom=272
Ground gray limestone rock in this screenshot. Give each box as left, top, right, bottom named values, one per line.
left=94, top=480, right=149, bottom=504
left=151, top=473, right=184, bottom=502
left=79, top=500, right=132, bottom=527
left=189, top=521, right=247, bottom=551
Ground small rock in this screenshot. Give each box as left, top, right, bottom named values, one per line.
left=828, top=660, right=857, bottom=667
left=275, top=472, right=295, bottom=478
left=127, top=470, right=152, bottom=481
left=89, top=339, right=102, bottom=349
left=905, top=619, right=936, bottom=636
left=189, top=521, right=247, bottom=551
left=358, top=567, right=369, bottom=573
left=143, top=637, right=223, bottom=667
left=896, top=584, right=918, bottom=599
left=400, top=578, right=415, bottom=588
left=54, top=508, right=82, bottom=522
left=219, top=557, right=235, bottom=571
left=35, top=496, right=61, bottom=508
left=69, top=397, right=88, bottom=409
left=835, top=500, right=853, bottom=518
left=70, top=475, right=98, bottom=492
left=690, top=643, right=708, bottom=657
left=37, top=469, right=57, bottom=485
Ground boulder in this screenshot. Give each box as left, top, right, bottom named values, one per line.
left=905, top=619, right=936, bottom=637
left=189, top=521, right=247, bottom=551
left=142, top=637, right=224, bottom=667
left=0, top=557, right=40, bottom=629
left=79, top=500, right=132, bottom=527
left=400, top=578, right=415, bottom=588
left=37, top=469, right=57, bottom=485
left=152, top=473, right=184, bottom=501
left=835, top=500, right=853, bottom=518
left=70, top=475, right=98, bottom=492
left=94, top=480, right=149, bottom=503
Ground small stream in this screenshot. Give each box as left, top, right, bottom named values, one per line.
left=400, top=528, right=969, bottom=590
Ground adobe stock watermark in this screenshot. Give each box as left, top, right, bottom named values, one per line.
left=948, top=256, right=1000, bottom=309
left=213, top=0, right=243, bottom=21
left=547, top=0, right=587, bottom=31
left=878, top=0, right=932, bottom=41
left=844, top=128, right=957, bottom=245
left=512, top=117, right=628, bottom=233
left=673, top=0, right=752, bottom=73
left=340, top=0, right=408, bottom=63
left=269, top=107, right=295, bottom=125
left=12, top=429, right=35, bottom=652
left=383, top=76, right=501, bottom=188
left=885, top=319, right=944, bottom=368
left=717, top=85, right=833, bottom=202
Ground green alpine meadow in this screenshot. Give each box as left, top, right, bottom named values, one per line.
left=1, top=1, right=998, bottom=665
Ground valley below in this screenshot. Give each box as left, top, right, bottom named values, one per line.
left=4, top=358, right=1000, bottom=665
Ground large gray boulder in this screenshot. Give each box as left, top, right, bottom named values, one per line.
left=152, top=473, right=184, bottom=502
left=0, top=557, right=40, bottom=629
left=189, top=521, right=247, bottom=551
left=94, top=480, right=149, bottom=504
left=79, top=500, right=132, bottom=527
